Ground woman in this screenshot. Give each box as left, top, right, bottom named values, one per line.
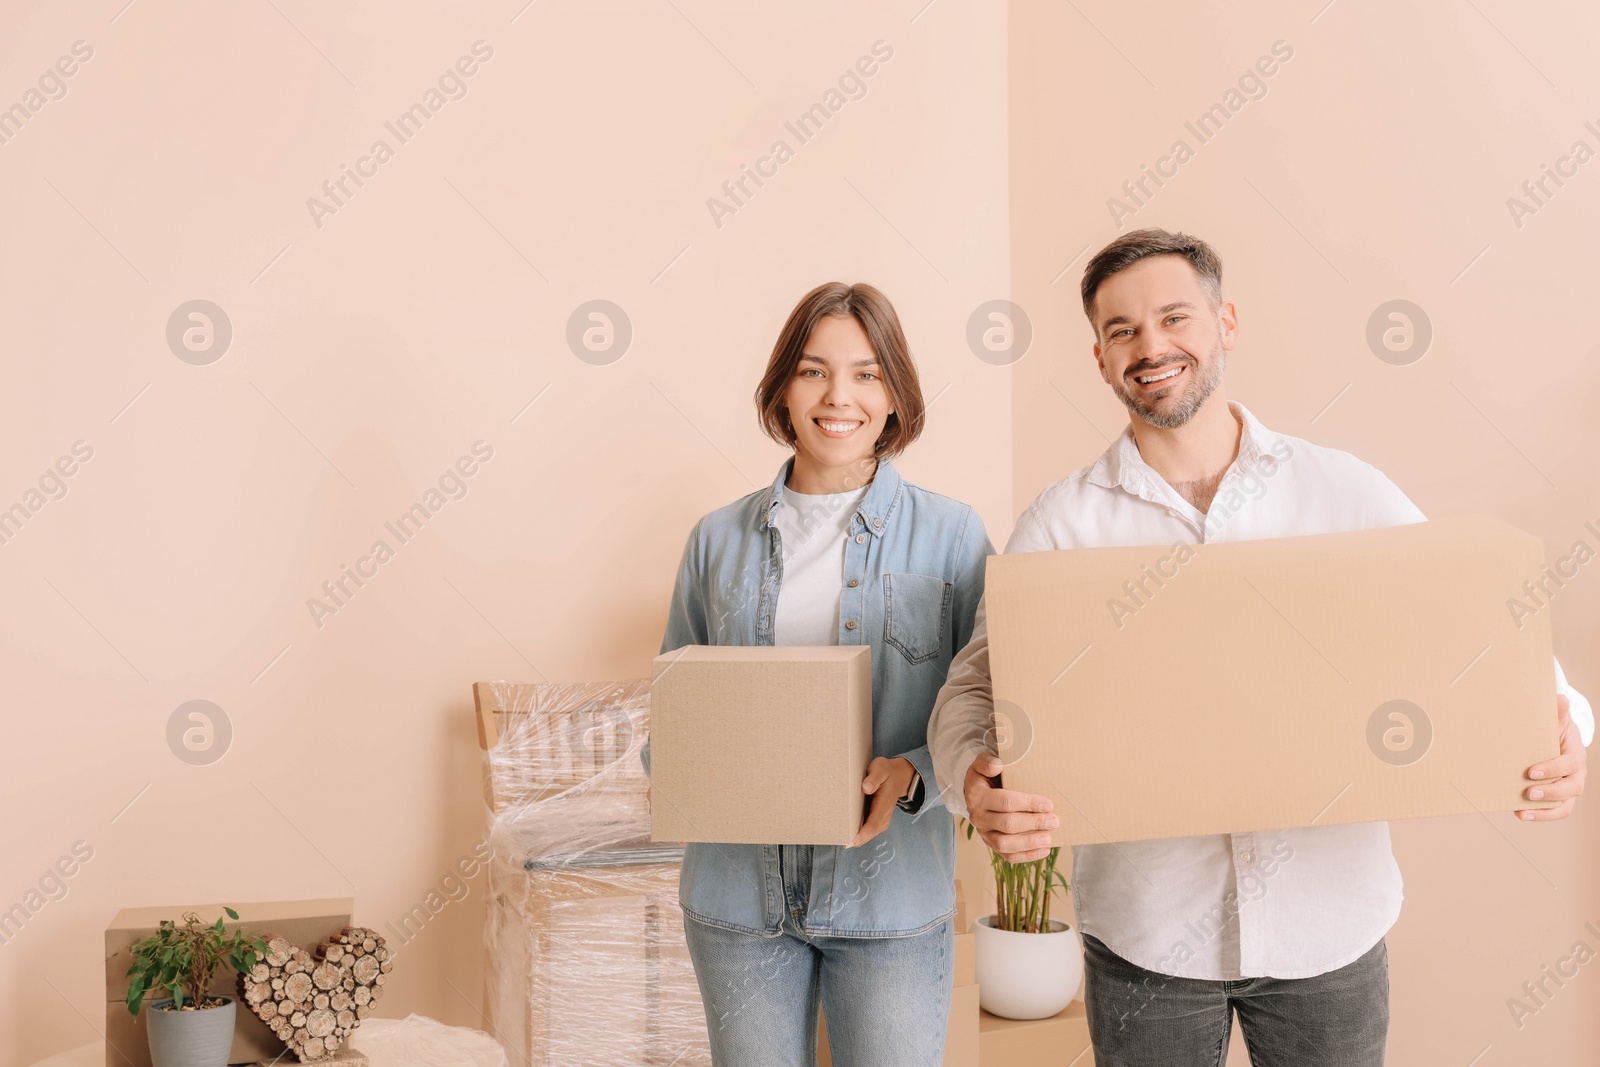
left=642, top=282, right=993, bottom=1066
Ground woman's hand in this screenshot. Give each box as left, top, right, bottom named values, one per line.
left=849, top=756, right=916, bottom=848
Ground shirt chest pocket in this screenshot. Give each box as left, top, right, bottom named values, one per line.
left=882, top=572, right=953, bottom=665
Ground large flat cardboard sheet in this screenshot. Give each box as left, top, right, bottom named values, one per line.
left=986, top=517, right=1558, bottom=846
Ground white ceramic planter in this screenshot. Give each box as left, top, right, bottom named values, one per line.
left=973, top=916, right=1083, bottom=1020
left=145, top=996, right=236, bottom=1067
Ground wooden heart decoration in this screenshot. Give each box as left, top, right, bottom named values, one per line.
left=238, top=926, right=392, bottom=1061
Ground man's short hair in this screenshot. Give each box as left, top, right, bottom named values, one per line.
left=1080, top=229, right=1224, bottom=332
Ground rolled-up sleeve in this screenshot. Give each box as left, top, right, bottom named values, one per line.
left=927, top=595, right=997, bottom=820
left=928, top=504, right=1052, bottom=819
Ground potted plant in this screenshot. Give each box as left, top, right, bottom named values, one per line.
left=119, top=908, right=269, bottom=1067
left=961, top=820, right=1082, bottom=1020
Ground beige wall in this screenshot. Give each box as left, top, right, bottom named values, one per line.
left=1007, top=1, right=1600, bottom=1063
left=0, top=3, right=1010, bottom=1065
left=4, top=0, right=1597, bottom=1064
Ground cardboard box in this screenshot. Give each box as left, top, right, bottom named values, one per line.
left=104, top=898, right=353, bottom=1067
left=978, top=1003, right=1090, bottom=1066
left=649, top=646, right=872, bottom=845
left=818, top=983, right=979, bottom=1067
left=954, top=931, right=976, bottom=987
left=986, top=516, right=1560, bottom=846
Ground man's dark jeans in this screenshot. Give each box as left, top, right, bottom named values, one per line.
left=1082, top=932, right=1389, bottom=1066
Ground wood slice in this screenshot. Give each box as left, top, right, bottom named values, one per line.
left=312, top=962, right=342, bottom=990
left=337, top=1009, right=355, bottom=1029
left=306, top=1008, right=337, bottom=1038
left=284, top=972, right=313, bottom=1003
left=265, top=938, right=292, bottom=968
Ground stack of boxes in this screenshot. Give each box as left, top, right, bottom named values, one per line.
left=475, top=679, right=711, bottom=1067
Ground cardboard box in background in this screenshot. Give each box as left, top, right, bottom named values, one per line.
left=649, top=646, right=873, bottom=845
left=104, top=898, right=353, bottom=1067
left=987, top=517, right=1559, bottom=847
left=977, top=1004, right=1090, bottom=1067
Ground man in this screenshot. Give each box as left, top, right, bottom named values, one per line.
left=927, top=228, right=1592, bottom=1065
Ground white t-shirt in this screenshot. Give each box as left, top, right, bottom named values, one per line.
left=771, top=483, right=869, bottom=646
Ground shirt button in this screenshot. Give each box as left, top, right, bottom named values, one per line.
left=855, top=534, right=866, bottom=544
left=845, top=619, right=857, bottom=630
left=847, top=579, right=859, bottom=588
left=873, top=518, right=882, bottom=529
left=1240, top=851, right=1254, bottom=864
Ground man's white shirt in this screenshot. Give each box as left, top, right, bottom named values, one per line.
left=928, top=402, right=1594, bottom=980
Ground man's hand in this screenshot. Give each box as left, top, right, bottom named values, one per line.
left=850, top=757, right=916, bottom=849
left=965, top=753, right=1059, bottom=862
left=1519, top=694, right=1587, bottom=821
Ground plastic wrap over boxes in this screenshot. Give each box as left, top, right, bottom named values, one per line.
left=475, top=679, right=711, bottom=1067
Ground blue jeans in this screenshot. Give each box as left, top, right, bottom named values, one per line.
left=1083, top=932, right=1389, bottom=1066
left=681, top=844, right=954, bottom=1067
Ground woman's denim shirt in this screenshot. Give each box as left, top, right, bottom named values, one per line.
left=642, top=458, right=991, bottom=938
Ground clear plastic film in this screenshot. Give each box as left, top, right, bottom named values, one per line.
left=479, top=680, right=712, bottom=1067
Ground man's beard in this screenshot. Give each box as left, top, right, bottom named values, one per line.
left=1110, top=340, right=1226, bottom=430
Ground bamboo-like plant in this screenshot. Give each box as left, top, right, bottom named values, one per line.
left=120, top=908, right=269, bottom=1016
left=962, top=819, right=1070, bottom=933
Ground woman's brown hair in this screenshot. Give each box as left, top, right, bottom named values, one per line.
left=753, top=282, right=925, bottom=459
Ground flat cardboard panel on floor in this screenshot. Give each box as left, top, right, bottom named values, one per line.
left=650, top=645, right=873, bottom=845
left=986, top=517, right=1560, bottom=846
left=978, top=1003, right=1090, bottom=1066
left=104, top=898, right=353, bottom=1067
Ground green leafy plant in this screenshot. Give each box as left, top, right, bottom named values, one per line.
left=962, top=819, right=1070, bottom=933
left=119, top=908, right=270, bottom=1016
